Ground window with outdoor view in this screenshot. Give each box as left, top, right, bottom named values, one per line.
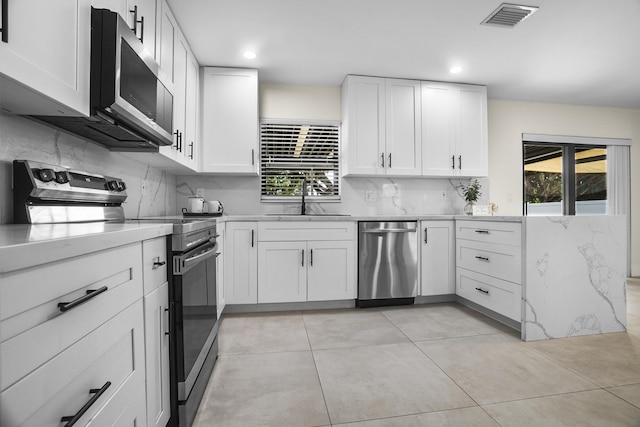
left=523, top=143, right=607, bottom=215
left=260, top=120, right=340, bottom=200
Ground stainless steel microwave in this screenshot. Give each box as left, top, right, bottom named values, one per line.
left=35, top=8, right=174, bottom=151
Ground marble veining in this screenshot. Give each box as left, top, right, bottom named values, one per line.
left=524, top=215, right=627, bottom=341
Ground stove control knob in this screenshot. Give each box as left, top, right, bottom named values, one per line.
left=54, top=171, right=69, bottom=184
left=108, top=180, right=120, bottom=191
left=36, top=168, right=55, bottom=182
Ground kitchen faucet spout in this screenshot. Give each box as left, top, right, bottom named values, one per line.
left=301, top=178, right=307, bottom=215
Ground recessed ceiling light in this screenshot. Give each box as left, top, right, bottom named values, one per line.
left=450, top=66, right=462, bottom=74
left=244, top=51, right=257, bottom=59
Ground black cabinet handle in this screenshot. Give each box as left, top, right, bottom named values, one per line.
left=451, top=155, right=455, bottom=170
left=129, top=5, right=144, bottom=43
left=178, top=131, right=183, bottom=152
left=475, top=255, right=490, bottom=262
left=301, top=249, right=305, bottom=267
left=475, top=287, right=489, bottom=295
left=310, top=249, right=313, bottom=266
left=381, top=152, right=385, bottom=168
left=153, top=259, right=166, bottom=268
left=424, top=227, right=428, bottom=244
left=458, top=155, right=462, bottom=170
left=189, top=142, right=194, bottom=159
left=60, top=381, right=111, bottom=426
left=475, top=229, right=490, bottom=234
left=58, top=286, right=108, bottom=312
left=173, top=130, right=180, bottom=149
left=138, top=15, right=145, bottom=44
left=251, top=229, right=254, bottom=247
left=251, top=149, right=255, bottom=165
left=166, top=303, right=175, bottom=336
left=1, top=0, right=8, bottom=43
left=388, top=153, right=392, bottom=168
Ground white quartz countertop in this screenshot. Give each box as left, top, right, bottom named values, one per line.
left=0, top=222, right=173, bottom=274
left=217, top=214, right=524, bottom=223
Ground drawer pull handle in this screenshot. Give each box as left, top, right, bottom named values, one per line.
left=475, top=230, right=490, bottom=234
left=153, top=260, right=166, bottom=268
left=475, top=287, right=489, bottom=295
left=475, top=256, right=490, bottom=262
left=58, top=286, right=108, bottom=312
left=61, top=381, right=111, bottom=426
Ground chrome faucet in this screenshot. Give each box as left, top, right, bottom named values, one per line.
left=301, top=178, right=307, bottom=215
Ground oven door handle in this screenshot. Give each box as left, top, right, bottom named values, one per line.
left=175, top=242, right=218, bottom=275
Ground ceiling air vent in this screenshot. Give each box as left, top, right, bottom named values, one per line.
left=481, top=3, right=539, bottom=28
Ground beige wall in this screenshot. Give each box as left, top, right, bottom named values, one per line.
left=488, top=99, right=639, bottom=275
left=256, top=84, right=640, bottom=276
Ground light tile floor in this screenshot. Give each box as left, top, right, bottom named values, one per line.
left=193, top=281, right=640, bottom=426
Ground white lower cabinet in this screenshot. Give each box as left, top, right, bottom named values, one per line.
left=257, top=222, right=356, bottom=304
left=224, top=222, right=258, bottom=304
left=420, top=220, right=455, bottom=296
left=455, top=220, right=523, bottom=321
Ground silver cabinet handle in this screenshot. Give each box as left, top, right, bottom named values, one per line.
left=363, top=228, right=416, bottom=233
left=251, top=149, right=255, bottom=165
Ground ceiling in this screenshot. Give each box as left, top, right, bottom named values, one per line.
left=167, top=0, right=640, bottom=108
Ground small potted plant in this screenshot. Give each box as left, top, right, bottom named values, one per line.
left=462, top=179, right=482, bottom=215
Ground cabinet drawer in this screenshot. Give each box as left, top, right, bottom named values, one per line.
left=1, top=301, right=145, bottom=426
left=258, top=221, right=355, bottom=241
left=1, top=244, right=143, bottom=389
left=456, top=239, right=522, bottom=284
left=456, top=220, right=522, bottom=246
left=456, top=268, right=522, bottom=321
left=143, top=236, right=169, bottom=294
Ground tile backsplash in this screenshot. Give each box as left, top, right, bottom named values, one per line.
left=0, top=113, right=177, bottom=224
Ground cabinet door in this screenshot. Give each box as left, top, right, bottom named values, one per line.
left=0, top=0, right=90, bottom=116
left=183, top=50, right=199, bottom=166
left=307, top=240, right=356, bottom=301
left=200, top=68, right=259, bottom=174
left=143, top=282, right=170, bottom=427
left=385, top=79, right=421, bottom=176
left=258, top=241, right=307, bottom=303
left=456, top=84, right=488, bottom=177
left=420, top=221, right=455, bottom=296
left=421, top=82, right=455, bottom=176
left=224, top=222, right=258, bottom=304
left=172, top=34, right=188, bottom=155
left=342, top=75, right=385, bottom=175
left=158, top=0, right=176, bottom=83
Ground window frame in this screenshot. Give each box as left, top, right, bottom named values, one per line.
left=259, top=119, right=341, bottom=202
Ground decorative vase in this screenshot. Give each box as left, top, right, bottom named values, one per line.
left=464, top=202, right=474, bottom=215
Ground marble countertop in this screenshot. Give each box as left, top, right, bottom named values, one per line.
left=217, top=214, right=524, bottom=223
left=0, top=222, right=173, bottom=274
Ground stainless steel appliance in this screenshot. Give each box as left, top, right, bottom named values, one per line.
left=357, top=221, right=418, bottom=307
left=12, top=160, right=220, bottom=427
left=34, top=8, right=174, bottom=151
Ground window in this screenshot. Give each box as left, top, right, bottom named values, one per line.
left=523, top=142, right=607, bottom=215
left=260, top=120, right=340, bottom=200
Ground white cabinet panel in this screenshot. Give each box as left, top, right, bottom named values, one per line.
left=258, top=241, right=307, bottom=303
left=456, top=220, right=522, bottom=247
left=385, top=79, right=422, bottom=175
left=421, top=83, right=487, bottom=177
left=143, top=282, right=170, bottom=427
left=224, top=222, right=258, bottom=304
left=0, top=0, right=90, bottom=115
left=456, top=239, right=522, bottom=284
left=456, top=268, right=522, bottom=321
left=307, top=240, right=356, bottom=301
left=420, top=221, right=455, bottom=296
left=200, top=67, right=259, bottom=174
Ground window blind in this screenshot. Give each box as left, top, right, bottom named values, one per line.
left=260, top=121, right=340, bottom=199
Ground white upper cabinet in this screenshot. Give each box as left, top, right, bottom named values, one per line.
left=0, top=0, right=91, bottom=116
left=421, top=82, right=488, bottom=177
left=91, top=0, right=157, bottom=59
left=342, top=76, right=421, bottom=176
left=200, top=67, right=259, bottom=174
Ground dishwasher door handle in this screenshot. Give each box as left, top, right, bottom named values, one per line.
left=362, top=228, right=416, bottom=233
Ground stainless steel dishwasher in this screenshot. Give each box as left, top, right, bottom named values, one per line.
left=357, top=221, right=418, bottom=307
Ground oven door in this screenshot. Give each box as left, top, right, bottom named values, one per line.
left=172, top=240, right=219, bottom=401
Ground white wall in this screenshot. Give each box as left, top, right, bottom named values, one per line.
left=487, top=99, right=640, bottom=276
left=0, top=113, right=177, bottom=224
